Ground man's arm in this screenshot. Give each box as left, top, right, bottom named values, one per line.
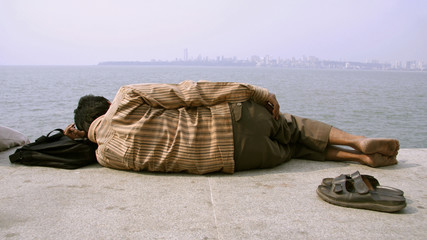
left=123, top=80, right=281, bottom=120
left=128, top=80, right=272, bottom=109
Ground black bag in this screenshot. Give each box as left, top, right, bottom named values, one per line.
left=9, top=129, right=97, bottom=169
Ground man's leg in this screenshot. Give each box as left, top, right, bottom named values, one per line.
left=284, top=113, right=400, bottom=167
left=328, top=127, right=400, bottom=156
left=326, top=127, right=400, bottom=167
left=325, top=145, right=398, bottom=167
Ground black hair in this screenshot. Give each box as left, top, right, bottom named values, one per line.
left=74, top=95, right=110, bottom=133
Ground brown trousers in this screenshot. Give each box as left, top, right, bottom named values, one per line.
left=231, top=101, right=332, bottom=171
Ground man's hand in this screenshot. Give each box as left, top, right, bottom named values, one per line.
left=265, top=93, right=280, bottom=120
left=64, top=123, right=86, bottom=140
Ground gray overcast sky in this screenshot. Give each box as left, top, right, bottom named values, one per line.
left=1, top=0, right=426, bottom=65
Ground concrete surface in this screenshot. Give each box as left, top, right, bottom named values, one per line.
left=0, top=148, right=426, bottom=240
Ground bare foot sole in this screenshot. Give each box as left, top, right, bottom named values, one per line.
left=363, top=153, right=398, bottom=167
left=358, top=138, right=400, bottom=156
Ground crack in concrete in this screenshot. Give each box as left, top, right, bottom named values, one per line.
left=208, top=177, right=221, bottom=240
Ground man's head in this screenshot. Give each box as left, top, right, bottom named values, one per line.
left=74, top=95, right=110, bottom=133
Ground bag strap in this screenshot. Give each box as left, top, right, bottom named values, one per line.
left=47, top=129, right=64, bottom=137
left=35, top=129, right=65, bottom=143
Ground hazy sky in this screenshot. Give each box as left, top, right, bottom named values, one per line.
left=1, top=0, right=426, bottom=65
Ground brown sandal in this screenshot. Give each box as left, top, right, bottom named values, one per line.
left=321, top=172, right=404, bottom=196
left=317, top=171, right=406, bottom=212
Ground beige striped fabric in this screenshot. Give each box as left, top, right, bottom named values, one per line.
left=88, top=80, right=270, bottom=174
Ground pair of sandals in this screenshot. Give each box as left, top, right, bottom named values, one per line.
left=317, top=171, right=406, bottom=212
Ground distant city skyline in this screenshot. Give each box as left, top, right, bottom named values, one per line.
left=169, top=48, right=425, bottom=64
left=100, top=50, right=425, bottom=71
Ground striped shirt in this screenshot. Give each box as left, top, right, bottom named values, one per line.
left=88, top=80, right=270, bottom=174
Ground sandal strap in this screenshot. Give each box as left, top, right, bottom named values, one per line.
left=350, top=171, right=369, bottom=194
left=332, top=174, right=347, bottom=193
left=331, top=171, right=372, bottom=194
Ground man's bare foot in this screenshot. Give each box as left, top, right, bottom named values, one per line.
left=356, top=138, right=400, bottom=156
left=363, top=153, right=397, bottom=167
left=362, top=153, right=398, bottom=167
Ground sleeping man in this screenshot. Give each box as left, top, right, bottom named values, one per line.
left=64, top=80, right=399, bottom=174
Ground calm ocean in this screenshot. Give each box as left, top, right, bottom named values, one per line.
left=0, top=66, right=426, bottom=148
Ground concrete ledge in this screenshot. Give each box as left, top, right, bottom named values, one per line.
left=1, top=148, right=426, bottom=239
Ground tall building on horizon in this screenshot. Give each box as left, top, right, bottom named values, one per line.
left=184, top=48, right=188, bottom=61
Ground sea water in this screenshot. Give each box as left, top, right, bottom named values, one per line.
left=0, top=66, right=426, bottom=148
